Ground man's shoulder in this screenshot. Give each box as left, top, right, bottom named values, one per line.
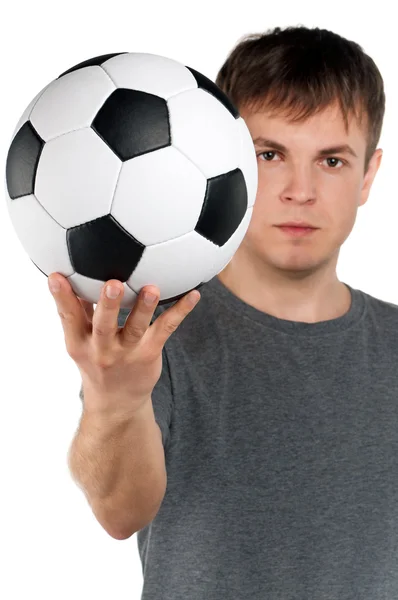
left=358, top=287, right=398, bottom=339
left=361, top=288, right=398, bottom=314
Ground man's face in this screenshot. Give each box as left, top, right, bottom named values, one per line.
left=239, top=102, right=382, bottom=276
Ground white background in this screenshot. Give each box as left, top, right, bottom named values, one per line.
left=1, top=0, right=396, bottom=598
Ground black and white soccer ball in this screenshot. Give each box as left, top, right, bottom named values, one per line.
left=5, top=52, right=258, bottom=307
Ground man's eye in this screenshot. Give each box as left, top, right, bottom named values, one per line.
left=258, top=151, right=278, bottom=161
left=324, top=157, right=344, bottom=168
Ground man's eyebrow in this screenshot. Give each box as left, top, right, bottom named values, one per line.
left=252, top=137, right=358, bottom=158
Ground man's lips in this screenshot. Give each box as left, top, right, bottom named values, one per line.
left=276, top=225, right=318, bottom=237
left=276, top=222, right=318, bottom=228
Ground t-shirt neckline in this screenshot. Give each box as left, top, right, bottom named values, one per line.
left=205, top=275, right=366, bottom=337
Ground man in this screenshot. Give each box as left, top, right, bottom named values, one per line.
left=63, top=25, right=397, bottom=600
left=138, top=26, right=397, bottom=599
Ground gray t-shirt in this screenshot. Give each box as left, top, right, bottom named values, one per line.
left=87, top=275, right=398, bottom=599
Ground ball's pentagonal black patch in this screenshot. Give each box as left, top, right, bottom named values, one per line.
left=67, top=214, right=145, bottom=282
left=58, top=53, right=127, bottom=78
left=158, top=282, right=205, bottom=306
left=195, top=168, right=247, bottom=247
left=92, top=89, right=171, bottom=161
left=6, top=121, right=44, bottom=199
left=185, top=66, right=240, bottom=119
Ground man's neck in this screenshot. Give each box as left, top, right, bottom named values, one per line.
left=217, top=260, right=352, bottom=324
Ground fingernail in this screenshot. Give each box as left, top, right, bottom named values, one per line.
left=188, top=291, right=200, bottom=305
left=49, top=278, right=60, bottom=293
left=106, top=285, right=121, bottom=299
left=143, top=291, right=157, bottom=305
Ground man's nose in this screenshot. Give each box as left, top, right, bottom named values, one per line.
left=280, top=164, right=316, bottom=203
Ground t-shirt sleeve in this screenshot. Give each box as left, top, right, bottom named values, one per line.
left=78, top=306, right=174, bottom=450
left=148, top=304, right=174, bottom=450
left=151, top=346, right=173, bottom=449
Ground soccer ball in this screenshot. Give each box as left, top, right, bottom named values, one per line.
left=5, top=52, right=258, bottom=308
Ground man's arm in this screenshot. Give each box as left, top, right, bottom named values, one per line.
left=68, top=392, right=167, bottom=540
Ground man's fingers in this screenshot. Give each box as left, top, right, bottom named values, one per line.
left=91, top=281, right=125, bottom=352
left=121, top=286, right=161, bottom=346
left=149, top=290, right=200, bottom=350
left=49, top=272, right=200, bottom=364
left=48, top=274, right=89, bottom=357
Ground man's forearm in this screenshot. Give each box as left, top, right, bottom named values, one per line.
left=68, top=395, right=167, bottom=539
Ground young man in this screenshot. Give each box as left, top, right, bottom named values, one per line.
left=73, top=26, right=397, bottom=599
left=135, top=26, right=398, bottom=599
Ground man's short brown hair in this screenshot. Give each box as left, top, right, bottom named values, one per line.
left=215, top=26, right=385, bottom=172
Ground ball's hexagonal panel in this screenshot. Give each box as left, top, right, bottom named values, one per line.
left=30, top=67, right=116, bottom=142
left=127, top=230, right=220, bottom=302
left=168, top=88, right=240, bottom=179
left=4, top=189, right=74, bottom=279
left=67, top=271, right=138, bottom=309
left=35, top=128, right=121, bottom=228
left=67, top=214, right=145, bottom=283
left=92, top=89, right=170, bottom=161
left=102, top=52, right=197, bottom=100
left=58, top=52, right=127, bottom=78
left=6, top=121, right=44, bottom=199
left=201, top=206, right=254, bottom=283
left=195, top=168, right=247, bottom=246
left=185, top=66, right=240, bottom=119
left=9, top=83, right=50, bottom=143
left=112, top=146, right=207, bottom=246
left=237, top=117, right=258, bottom=208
